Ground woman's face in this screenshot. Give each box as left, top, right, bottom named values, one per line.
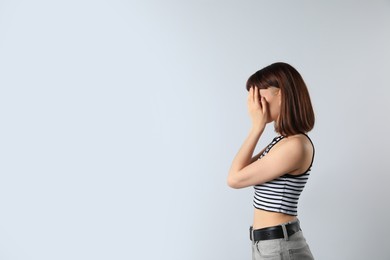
left=259, top=86, right=281, bottom=123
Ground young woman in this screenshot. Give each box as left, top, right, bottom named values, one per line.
left=227, top=62, right=315, bottom=259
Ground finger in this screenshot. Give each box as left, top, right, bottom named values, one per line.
left=261, top=96, right=268, bottom=113
left=248, top=87, right=253, bottom=101
left=254, top=86, right=259, bottom=105
left=249, top=86, right=255, bottom=102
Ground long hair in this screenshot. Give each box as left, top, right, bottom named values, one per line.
left=246, top=62, right=315, bottom=136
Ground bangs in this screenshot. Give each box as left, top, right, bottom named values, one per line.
left=245, top=70, right=280, bottom=91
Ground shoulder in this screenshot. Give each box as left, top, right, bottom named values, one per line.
left=270, top=134, right=311, bottom=158
left=278, top=134, right=305, bottom=148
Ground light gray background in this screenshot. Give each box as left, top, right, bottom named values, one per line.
left=1, top=0, right=389, bottom=259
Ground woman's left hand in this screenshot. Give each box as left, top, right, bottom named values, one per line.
left=247, top=86, right=268, bottom=132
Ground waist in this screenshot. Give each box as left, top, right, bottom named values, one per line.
left=250, top=219, right=301, bottom=241
left=253, top=208, right=297, bottom=229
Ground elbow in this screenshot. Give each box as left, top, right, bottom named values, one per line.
left=227, top=175, right=242, bottom=189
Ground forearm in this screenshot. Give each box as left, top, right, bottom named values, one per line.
left=228, top=127, right=264, bottom=181
left=228, top=86, right=268, bottom=188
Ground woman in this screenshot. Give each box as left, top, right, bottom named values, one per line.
left=227, top=62, right=315, bottom=259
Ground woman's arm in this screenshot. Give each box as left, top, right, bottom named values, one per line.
left=227, top=137, right=306, bottom=189
left=227, top=86, right=306, bottom=189
left=227, top=86, right=268, bottom=188
left=227, top=128, right=264, bottom=187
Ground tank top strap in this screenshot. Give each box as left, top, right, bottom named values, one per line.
left=269, top=135, right=285, bottom=148
left=261, top=135, right=285, bottom=157
left=301, top=133, right=315, bottom=169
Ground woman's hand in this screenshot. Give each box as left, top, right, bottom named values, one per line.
left=248, top=86, right=268, bottom=132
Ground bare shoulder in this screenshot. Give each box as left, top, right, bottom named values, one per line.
left=273, top=134, right=314, bottom=174
left=269, top=134, right=313, bottom=159
left=273, top=134, right=307, bottom=153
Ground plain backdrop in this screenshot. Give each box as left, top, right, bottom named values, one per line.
left=1, top=1, right=389, bottom=259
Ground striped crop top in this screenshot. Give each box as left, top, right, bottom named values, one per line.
left=253, top=135, right=314, bottom=216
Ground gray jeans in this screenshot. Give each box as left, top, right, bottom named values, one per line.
left=251, top=221, right=314, bottom=260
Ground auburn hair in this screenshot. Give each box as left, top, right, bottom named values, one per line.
left=246, top=62, right=315, bottom=136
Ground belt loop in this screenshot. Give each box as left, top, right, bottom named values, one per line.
left=281, top=224, right=289, bottom=241
left=250, top=226, right=253, bottom=241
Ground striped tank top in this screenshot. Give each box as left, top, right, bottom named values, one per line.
left=253, top=135, right=314, bottom=216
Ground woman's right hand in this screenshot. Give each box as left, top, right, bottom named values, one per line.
left=247, top=86, right=268, bottom=132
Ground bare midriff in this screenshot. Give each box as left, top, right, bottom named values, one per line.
left=253, top=208, right=297, bottom=230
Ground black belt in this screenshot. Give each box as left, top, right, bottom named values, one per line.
left=250, top=221, right=301, bottom=241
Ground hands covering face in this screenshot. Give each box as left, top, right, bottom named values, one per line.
left=247, top=86, right=269, bottom=132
